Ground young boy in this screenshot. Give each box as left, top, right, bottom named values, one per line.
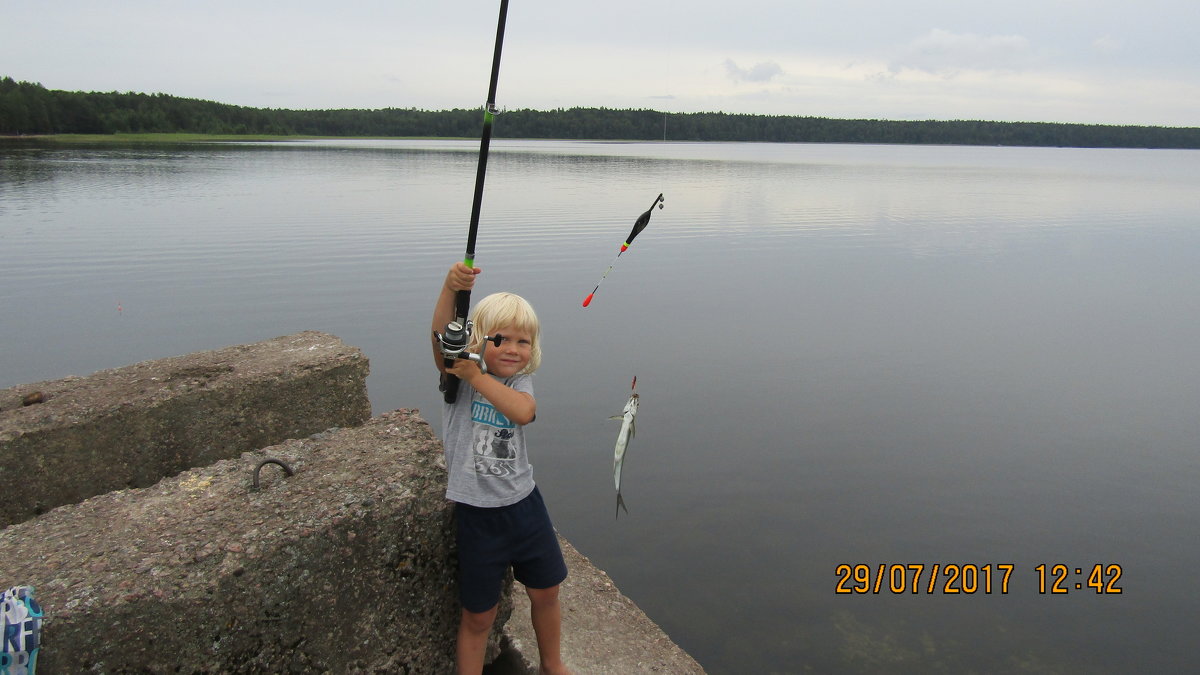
left=431, top=261, right=571, bottom=675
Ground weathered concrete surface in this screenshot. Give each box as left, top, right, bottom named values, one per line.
left=0, top=331, right=370, bottom=528
left=0, top=409, right=512, bottom=672
left=501, top=537, right=706, bottom=674
left=1, top=331, right=704, bottom=672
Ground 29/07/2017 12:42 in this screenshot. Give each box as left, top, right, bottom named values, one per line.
left=834, top=563, right=1124, bottom=594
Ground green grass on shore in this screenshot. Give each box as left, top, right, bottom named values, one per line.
left=32, top=133, right=321, bottom=143
left=6, top=133, right=485, bottom=144
left=8, top=133, right=474, bottom=144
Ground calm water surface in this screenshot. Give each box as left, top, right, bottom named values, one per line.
left=3, top=139, right=1199, bottom=673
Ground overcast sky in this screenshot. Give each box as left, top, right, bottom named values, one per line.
left=4, top=0, right=1198, bottom=126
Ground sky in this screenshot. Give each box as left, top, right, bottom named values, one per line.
left=3, top=0, right=1198, bottom=126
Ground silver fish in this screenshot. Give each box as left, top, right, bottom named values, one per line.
left=611, top=376, right=639, bottom=517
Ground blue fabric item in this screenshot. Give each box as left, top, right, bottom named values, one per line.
left=454, top=486, right=568, bottom=613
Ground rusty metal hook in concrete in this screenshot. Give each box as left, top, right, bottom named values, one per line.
left=252, top=458, right=294, bottom=490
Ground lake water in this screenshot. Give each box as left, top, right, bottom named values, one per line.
left=2, top=139, right=1198, bottom=673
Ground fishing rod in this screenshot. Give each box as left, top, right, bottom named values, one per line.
left=437, top=0, right=511, bottom=404
left=582, top=193, right=665, bottom=307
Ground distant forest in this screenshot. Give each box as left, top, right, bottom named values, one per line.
left=3, top=76, right=1199, bottom=149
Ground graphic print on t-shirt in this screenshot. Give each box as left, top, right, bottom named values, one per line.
left=470, top=395, right=518, bottom=477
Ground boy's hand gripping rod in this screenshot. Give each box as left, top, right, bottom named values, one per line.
left=439, top=0, right=511, bottom=404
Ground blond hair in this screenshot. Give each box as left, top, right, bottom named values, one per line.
left=468, top=292, right=542, bottom=374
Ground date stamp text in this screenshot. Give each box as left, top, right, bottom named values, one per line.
left=834, top=563, right=1123, bottom=595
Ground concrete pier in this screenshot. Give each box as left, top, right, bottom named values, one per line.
left=0, top=331, right=370, bottom=528
left=0, top=332, right=704, bottom=672
left=500, top=537, right=705, bottom=673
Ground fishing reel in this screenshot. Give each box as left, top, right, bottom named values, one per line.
left=434, top=320, right=503, bottom=375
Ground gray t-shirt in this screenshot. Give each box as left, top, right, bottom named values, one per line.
left=441, top=373, right=536, bottom=507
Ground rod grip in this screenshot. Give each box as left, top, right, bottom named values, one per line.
left=441, top=372, right=461, bottom=403
left=441, top=289, right=474, bottom=403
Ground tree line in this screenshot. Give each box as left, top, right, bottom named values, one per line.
left=3, top=76, right=1199, bottom=149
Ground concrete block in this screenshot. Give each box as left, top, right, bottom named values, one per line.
left=0, top=409, right=511, bottom=672
left=0, top=331, right=370, bottom=528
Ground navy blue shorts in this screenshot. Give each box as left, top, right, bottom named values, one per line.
left=455, top=486, right=568, bottom=613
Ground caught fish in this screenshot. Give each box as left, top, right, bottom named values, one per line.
left=611, top=376, right=639, bottom=517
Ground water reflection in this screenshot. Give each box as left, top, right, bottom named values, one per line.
left=2, top=140, right=1199, bottom=673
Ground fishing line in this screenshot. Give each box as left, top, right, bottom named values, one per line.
left=440, top=0, right=511, bottom=404
left=582, top=193, right=665, bottom=308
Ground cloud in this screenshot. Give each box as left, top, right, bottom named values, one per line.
left=723, top=59, right=783, bottom=83
left=1091, top=35, right=1124, bottom=53
left=890, top=28, right=1032, bottom=76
